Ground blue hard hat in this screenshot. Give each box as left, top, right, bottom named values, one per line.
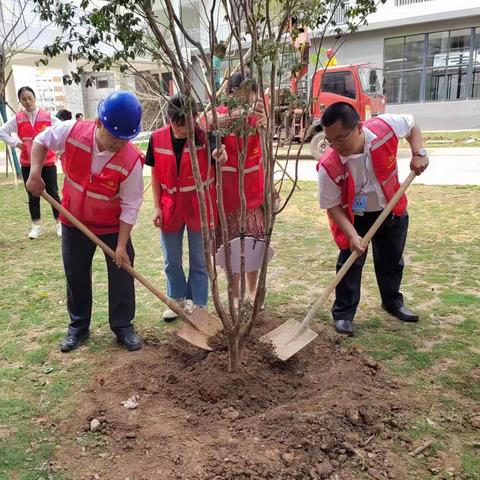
left=97, top=91, right=142, bottom=140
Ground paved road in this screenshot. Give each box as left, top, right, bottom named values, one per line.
left=2, top=147, right=479, bottom=186
left=274, top=148, right=480, bottom=185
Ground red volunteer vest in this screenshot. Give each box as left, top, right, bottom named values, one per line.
left=152, top=126, right=217, bottom=233
left=16, top=110, right=56, bottom=166
left=61, top=121, right=144, bottom=235
left=217, top=106, right=264, bottom=214
left=318, top=117, right=407, bottom=250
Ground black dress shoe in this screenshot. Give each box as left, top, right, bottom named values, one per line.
left=117, top=332, right=142, bottom=351
left=60, top=331, right=89, bottom=352
left=334, top=319, right=354, bottom=336
left=382, top=304, right=419, bottom=323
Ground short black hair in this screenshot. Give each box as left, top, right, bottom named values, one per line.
left=75, top=112, right=83, bottom=119
left=17, top=86, right=36, bottom=100
left=166, top=94, right=198, bottom=126
left=228, top=72, right=257, bottom=94
left=56, top=109, right=72, bottom=121
left=321, top=102, right=360, bottom=129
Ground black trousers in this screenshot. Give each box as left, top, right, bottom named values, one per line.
left=62, top=224, right=136, bottom=337
left=332, top=211, right=409, bottom=323
left=21, top=165, right=61, bottom=221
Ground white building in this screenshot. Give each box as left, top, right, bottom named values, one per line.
left=318, top=0, right=480, bottom=130
left=1, top=0, right=156, bottom=124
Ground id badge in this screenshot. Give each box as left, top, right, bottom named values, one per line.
left=352, top=193, right=367, bottom=216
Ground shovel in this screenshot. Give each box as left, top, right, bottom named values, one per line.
left=41, top=192, right=222, bottom=351
left=261, top=170, right=417, bottom=361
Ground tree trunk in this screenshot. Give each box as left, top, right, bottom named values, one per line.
left=226, top=332, right=242, bottom=373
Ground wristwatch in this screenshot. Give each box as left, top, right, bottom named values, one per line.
left=412, top=148, right=427, bottom=157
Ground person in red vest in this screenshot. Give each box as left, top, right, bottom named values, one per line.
left=210, top=73, right=267, bottom=307
left=26, top=91, right=145, bottom=353
left=0, top=86, right=62, bottom=239
left=318, top=102, right=429, bottom=336
left=146, top=94, right=225, bottom=321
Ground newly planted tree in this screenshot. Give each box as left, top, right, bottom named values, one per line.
left=34, top=0, right=383, bottom=372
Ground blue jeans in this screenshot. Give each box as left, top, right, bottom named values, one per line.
left=161, top=226, right=208, bottom=307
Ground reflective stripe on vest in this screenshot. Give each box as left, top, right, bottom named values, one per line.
left=179, top=177, right=214, bottom=193
left=105, top=163, right=129, bottom=176
left=382, top=168, right=398, bottom=187
left=65, top=174, right=119, bottom=201
left=159, top=177, right=214, bottom=194
left=154, top=146, right=204, bottom=156
left=160, top=183, right=177, bottom=194
left=66, top=137, right=92, bottom=153
left=221, top=164, right=260, bottom=174
left=155, top=147, right=174, bottom=156
left=371, top=131, right=395, bottom=152
left=65, top=174, right=83, bottom=193
left=86, top=191, right=120, bottom=201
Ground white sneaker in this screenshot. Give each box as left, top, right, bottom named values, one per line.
left=28, top=224, right=42, bottom=239
left=56, top=223, right=62, bottom=238
left=162, top=299, right=185, bottom=322
left=183, top=299, right=195, bottom=315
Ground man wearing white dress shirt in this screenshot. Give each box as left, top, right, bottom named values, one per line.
left=26, top=91, right=145, bottom=352
left=317, top=102, right=429, bottom=336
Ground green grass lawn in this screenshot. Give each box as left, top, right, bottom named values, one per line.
left=400, top=131, right=480, bottom=148
left=0, top=178, right=479, bottom=479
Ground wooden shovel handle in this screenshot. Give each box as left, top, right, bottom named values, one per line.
left=302, top=170, right=417, bottom=328
left=41, top=191, right=194, bottom=325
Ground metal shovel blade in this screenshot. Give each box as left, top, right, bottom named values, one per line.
left=175, top=307, right=223, bottom=351
left=189, top=307, right=224, bottom=337
left=260, top=319, right=318, bottom=361
left=175, top=324, right=213, bottom=351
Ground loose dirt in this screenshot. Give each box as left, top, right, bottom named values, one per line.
left=53, top=316, right=420, bottom=479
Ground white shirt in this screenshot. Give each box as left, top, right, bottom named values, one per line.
left=318, top=113, right=414, bottom=211
left=0, top=110, right=61, bottom=147
left=34, top=120, right=144, bottom=226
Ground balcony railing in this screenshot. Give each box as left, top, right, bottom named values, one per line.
left=0, top=0, right=55, bottom=29
left=394, top=0, right=434, bottom=6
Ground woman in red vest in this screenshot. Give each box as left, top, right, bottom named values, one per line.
left=0, top=86, right=62, bottom=239
left=211, top=73, right=267, bottom=307
left=146, top=94, right=224, bottom=321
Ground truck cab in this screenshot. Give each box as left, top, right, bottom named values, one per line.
left=311, top=64, right=385, bottom=121
left=308, top=64, right=386, bottom=158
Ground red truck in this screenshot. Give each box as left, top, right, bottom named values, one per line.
left=307, top=63, right=386, bottom=158
left=273, top=63, right=386, bottom=158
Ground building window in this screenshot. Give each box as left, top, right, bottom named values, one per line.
left=472, top=27, right=480, bottom=99
left=96, top=75, right=113, bottom=89
left=384, top=27, right=479, bottom=104
left=321, top=71, right=356, bottom=99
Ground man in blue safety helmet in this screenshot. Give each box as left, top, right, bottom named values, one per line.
left=27, top=91, right=145, bottom=352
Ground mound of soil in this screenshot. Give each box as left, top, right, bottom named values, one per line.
left=53, top=316, right=415, bottom=479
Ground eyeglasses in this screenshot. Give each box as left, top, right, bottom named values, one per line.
left=325, top=127, right=356, bottom=145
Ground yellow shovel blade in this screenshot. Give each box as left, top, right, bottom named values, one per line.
left=260, top=319, right=318, bottom=361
